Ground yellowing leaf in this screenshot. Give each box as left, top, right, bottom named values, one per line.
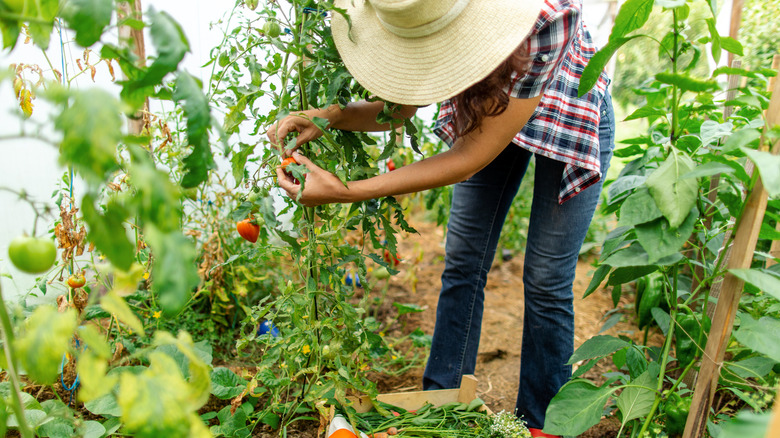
left=19, top=88, right=33, bottom=118
left=77, top=352, right=117, bottom=401
left=118, top=352, right=209, bottom=438
left=101, top=290, right=145, bottom=336
left=15, top=306, right=77, bottom=384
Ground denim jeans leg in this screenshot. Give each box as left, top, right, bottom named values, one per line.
left=515, top=92, right=615, bottom=429
left=423, top=144, right=532, bottom=390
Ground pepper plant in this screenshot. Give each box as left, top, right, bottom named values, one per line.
left=543, top=0, right=780, bottom=436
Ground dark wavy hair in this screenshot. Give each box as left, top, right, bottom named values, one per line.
left=453, top=42, right=532, bottom=137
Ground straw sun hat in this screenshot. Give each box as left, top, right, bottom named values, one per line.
left=331, top=0, right=545, bottom=105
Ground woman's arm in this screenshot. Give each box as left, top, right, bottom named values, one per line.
left=277, top=95, right=542, bottom=206
left=266, top=101, right=419, bottom=151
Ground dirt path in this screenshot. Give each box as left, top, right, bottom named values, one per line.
left=380, top=215, right=631, bottom=436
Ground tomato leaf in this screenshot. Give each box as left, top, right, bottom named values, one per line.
left=101, top=290, right=145, bottom=336
left=174, top=72, right=216, bottom=188
left=733, top=314, right=780, bottom=363
left=56, top=89, right=122, bottom=185
left=128, top=146, right=183, bottom=232
left=60, top=0, right=113, bottom=47
left=15, top=306, right=77, bottom=385
left=145, top=226, right=200, bottom=317
left=81, top=195, right=135, bottom=271
left=230, top=142, right=256, bottom=187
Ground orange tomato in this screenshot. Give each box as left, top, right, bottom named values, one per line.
left=236, top=219, right=260, bottom=243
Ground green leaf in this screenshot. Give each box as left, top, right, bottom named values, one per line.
left=607, top=266, right=658, bottom=286
left=393, top=302, right=424, bottom=316
left=55, top=89, right=122, bottom=185
left=26, top=0, right=57, bottom=50
left=612, top=0, right=654, bottom=39
left=83, top=392, right=121, bottom=417
left=742, top=148, right=780, bottom=198
left=624, top=106, right=666, bottom=122
left=101, top=290, right=145, bottom=336
left=583, top=264, right=611, bottom=299
left=127, top=146, right=182, bottom=232
left=77, top=352, right=117, bottom=402
left=145, top=226, right=200, bottom=317
left=729, top=269, right=780, bottom=302
left=679, top=162, right=735, bottom=180
left=127, top=9, right=188, bottom=94
left=699, top=120, right=733, bottom=147
left=720, top=36, right=744, bottom=56
left=602, top=242, right=683, bottom=267
left=60, top=0, right=113, bottom=47
left=734, top=314, right=780, bottom=362
left=654, top=72, right=720, bottom=93
left=0, top=9, right=21, bottom=50
left=568, top=335, right=631, bottom=365
left=718, top=411, right=772, bottom=438
left=14, top=306, right=77, bottom=385
left=544, top=379, right=615, bottom=436
left=635, top=208, right=698, bottom=264
left=230, top=142, right=256, bottom=187
left=646, top=150, right=699, bottom=229
left=81, top=195, right=135, bottom=271
left=174, top=72, right=215, bottom=188
left=210, top=368, right=247, bottom=400
left=724, top=356, right=777, bottom=379
left=78, top=420, right=107, bottom=438
left=617, top=187, right=663, bottom=228
left=616, top=369, right=657, bottom=424
left=722, top=128, right=761, bottom=154
left=579, top=36, right=639, bottom=97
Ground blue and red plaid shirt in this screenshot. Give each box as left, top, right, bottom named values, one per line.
left=433, top=0, right=610, bottom=203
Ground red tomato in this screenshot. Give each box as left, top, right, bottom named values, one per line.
left=67, top=274, right=86, bottom=288
left=387, top=159, right=396, bottom=172
left=383, top=249, right=401, bottom=267
left=237, top=219, right=260, bottom=243
left=280, top=157, right=300, bottom=184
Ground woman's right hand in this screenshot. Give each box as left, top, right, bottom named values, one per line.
left=266, top=111, right=326, bottom=154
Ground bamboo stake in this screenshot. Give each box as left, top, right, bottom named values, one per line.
left=683, top=58, right=780, bottom=438
left=767, top=55, right=780, bottom=267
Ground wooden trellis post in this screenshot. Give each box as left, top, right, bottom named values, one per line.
left=683, top=57, right=780, bottom=438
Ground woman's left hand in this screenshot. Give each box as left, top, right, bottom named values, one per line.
left=276, top=152, right=350, bottom=207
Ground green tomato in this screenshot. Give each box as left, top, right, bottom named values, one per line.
left=8, top=235, right=57, bottom=274
left=263, top=21, right=281, bottom=38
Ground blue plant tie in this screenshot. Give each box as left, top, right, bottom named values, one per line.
left=59, top=338, right=82, bottom=405
left=302, top=7, right=327, bottom=17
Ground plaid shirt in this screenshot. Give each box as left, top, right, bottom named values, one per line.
left=433, top=0, right=610, bottom=203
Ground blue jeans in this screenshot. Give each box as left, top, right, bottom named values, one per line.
left=422, top=93, right=615, bottom=429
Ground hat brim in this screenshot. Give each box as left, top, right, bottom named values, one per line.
left=332, top=0, right=544, bottom=105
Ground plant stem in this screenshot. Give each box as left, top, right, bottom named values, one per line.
left=0, top=285, right=34, bottom=438
left=670, top=8, right=680, bottom=145
left=637, top=265, right=679, bottom=437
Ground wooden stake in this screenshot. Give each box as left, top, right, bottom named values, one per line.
left=727, top=0, right=744, bottom=68
left=683, top=59, right=780, bottom=438
left=118, top=0, right=147, bottom=136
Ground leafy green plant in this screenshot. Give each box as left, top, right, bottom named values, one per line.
left=544, top=0, right=780, bottom=436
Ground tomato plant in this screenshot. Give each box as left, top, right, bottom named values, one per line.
left=7, top=235, right=57, bottom=274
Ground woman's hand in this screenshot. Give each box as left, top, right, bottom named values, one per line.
left=276, top=152, right=350, bottom=206
left=266, top=111, right=326, bottom=154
